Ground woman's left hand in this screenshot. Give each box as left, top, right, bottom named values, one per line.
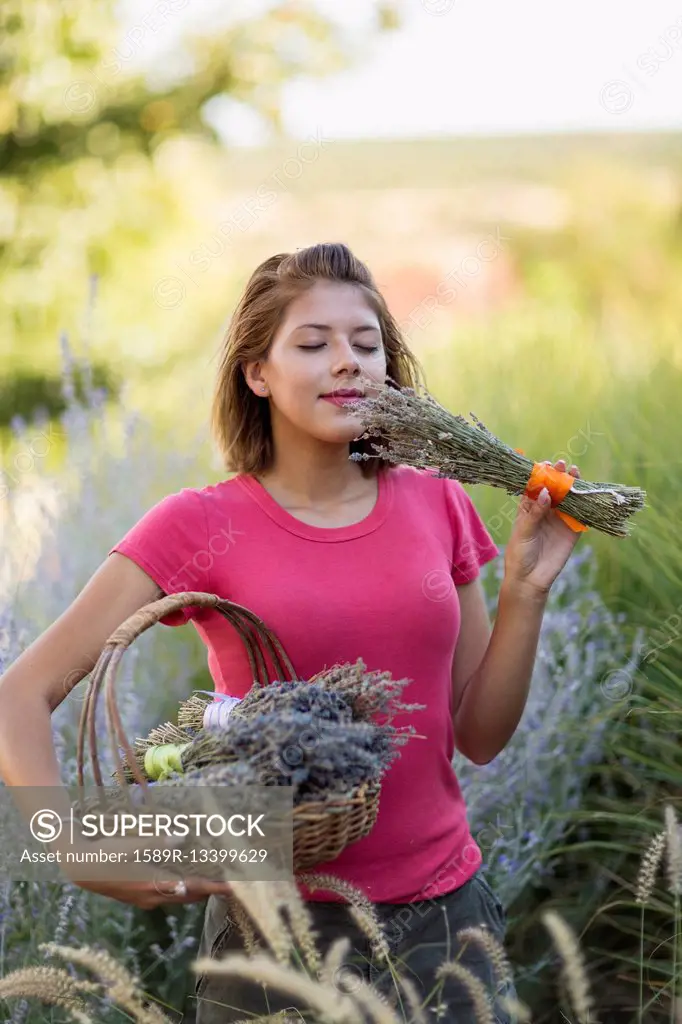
left=503, top=459, right=583, bottom=598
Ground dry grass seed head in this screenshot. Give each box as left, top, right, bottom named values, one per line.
left=349, top=905, right=391, bottom=963
left=39, top=943, right=172, bottom=1023
left=227, top=893, right=263, bottom=957
left=276, top=880, right=324, bottom=974
left=192, top=951, right=357, bottom=1023
left=434, top=961, right=495, bottom=1024
left=298, top=871, right=389, bottom=960
left=344, top=976, right=403, bottom=1024
left=225, top=880, right=294, bottom=964
left=455, top=925, right=514, bottom=991
left=541, top=911, right=595, bottom=1024
left=394, top=974, right=428, bottom=1024
left=0, top=965, right=96, bottom=1020
left=318, top=936, right=352, bottom=988
left=497, top=992, right=534, bottom=1022
left=635, top=829, right=667, bottom=905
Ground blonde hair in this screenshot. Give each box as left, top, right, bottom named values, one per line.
left=211, top=242, right=426, bottom=479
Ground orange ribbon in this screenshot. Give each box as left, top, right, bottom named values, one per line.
left=514, top=449, right=588, bottom=533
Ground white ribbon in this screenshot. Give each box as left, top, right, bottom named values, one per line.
left=202, top=694, right=242, bottom=730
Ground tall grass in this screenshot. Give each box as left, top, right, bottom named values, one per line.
left=0, top=336, right=667, bottom=1021
left=0, top=802, right=680, bottom=1023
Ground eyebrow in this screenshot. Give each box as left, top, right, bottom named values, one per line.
left=292, top=323, right=380, bottom=334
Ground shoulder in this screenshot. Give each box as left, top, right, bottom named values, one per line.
left=389, top=463, right=444, bottom=491
left=390, top=463, right=461, bottom=505
left=144, top=486, right=207, bottom=524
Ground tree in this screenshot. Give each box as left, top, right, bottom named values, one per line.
left=0, top=0, right=400, bottom=379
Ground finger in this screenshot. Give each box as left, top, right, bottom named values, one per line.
left=192, top=880, right=234, bottom=900
left=153, top=877, right=233, bottom=904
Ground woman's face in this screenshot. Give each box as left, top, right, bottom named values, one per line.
left=247, top=280, right=388, bottom=444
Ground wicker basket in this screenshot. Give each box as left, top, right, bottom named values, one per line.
left=76, top=591, right=381, bottom=871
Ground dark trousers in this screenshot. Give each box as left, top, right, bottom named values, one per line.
left=188, top=869, right=516, bottom=1023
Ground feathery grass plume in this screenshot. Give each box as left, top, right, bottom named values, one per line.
left=227, top=893, right=264, bottom=957
left=224, top=880, right=294, bottom=965
left=298, top=871, right=390, bottom=962
left=277, top=881, right=324, bottom=974
left=39, top=942, right=172, bottom=1023
left=342, top=976, right=402, bottom=1024
left=349, top=376, right=647, bottom=538
left=541, top=911, right=595, bottom=1024
left=664, top=804, right=682, bottom=896
left=434, top=961, right=496, bottom=1024
left=497, top=992, right=533, bottom=1022
left=635, top=829, right=667, bottom=904
left=394, top=975, right=428, bottom=1024
left=318, top=936, right=352, bottom=989
left=192, top=951, right=358, bottom=1023
left=455, top=925, right=515, bottom=993
left=635, top=826, right=668, bottom=1024
left=348, top=906, right=391, bottom=964
left=0, top=966, right=97, bottom=1022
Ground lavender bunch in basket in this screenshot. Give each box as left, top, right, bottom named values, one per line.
left=177, top=659, right=425, bottom=734
left=175, top=710, right=413, bottom=803
left=347, top=374, right=647, bottom=538
left=117, top=660, right=425, bottom=792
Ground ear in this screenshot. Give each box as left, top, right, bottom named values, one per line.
left=242, top=360, right=261, bottom=391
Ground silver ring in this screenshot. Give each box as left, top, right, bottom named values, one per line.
left=172, top=879, right=188, bottom=898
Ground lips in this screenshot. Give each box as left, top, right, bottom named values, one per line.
left=320, top=390, right=364, bottom=398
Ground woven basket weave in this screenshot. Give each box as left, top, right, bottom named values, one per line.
left=76, top=591, right=380, bottom=871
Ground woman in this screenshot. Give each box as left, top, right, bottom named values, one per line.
left=0, top=243, right=582, bottom=1023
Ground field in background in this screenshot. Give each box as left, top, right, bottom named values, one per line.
left=5, top=129, right=680, bottom=614
left=2, top=129, right=682, bottom=1020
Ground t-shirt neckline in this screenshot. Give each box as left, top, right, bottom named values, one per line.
left=235, top=468, right=394, bottom=542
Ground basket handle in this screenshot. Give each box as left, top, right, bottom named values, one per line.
left=76, top=591, right=298, bottom=794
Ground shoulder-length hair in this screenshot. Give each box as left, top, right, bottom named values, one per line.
left=210, top=242, right=427, bottom=479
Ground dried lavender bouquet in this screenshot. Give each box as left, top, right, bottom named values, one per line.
left=349, top=377, right=647, bottom=538
left=113, top=659, right=424, bottom=786
left=176, top=657, right=424, bottom=732
left=176, top=710, right=413, bottom=803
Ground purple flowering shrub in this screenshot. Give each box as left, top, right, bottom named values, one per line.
left=455, top=544, right=644, bottom=908
left=0, top=337, right=214, bottom=1020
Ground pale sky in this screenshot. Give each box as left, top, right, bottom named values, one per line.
left=121, top=0, right=682, bottom=146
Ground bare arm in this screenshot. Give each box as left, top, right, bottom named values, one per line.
left=0, top=553, right=163, bottom=810
left=453, top=580, right=548, bottom=765
left=0, top=552, right=235, bottom=908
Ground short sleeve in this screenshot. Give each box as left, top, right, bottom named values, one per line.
left=443, top=478, right=500, bottom=585
left=108, top=489, right=209, bottom=627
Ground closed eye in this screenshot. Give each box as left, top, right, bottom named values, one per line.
left=298, top=344, right=379, bottom=353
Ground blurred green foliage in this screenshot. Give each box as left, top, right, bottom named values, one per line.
left=0, top=0, right=399, bottom=384
left=0, top=361, right=119, bottom=427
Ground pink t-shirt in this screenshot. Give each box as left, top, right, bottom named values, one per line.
left=108, top=464, right=500, bottom=904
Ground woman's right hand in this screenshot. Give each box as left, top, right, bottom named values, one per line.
left=71, top=874, right=234, bottom=909
left=56, top=833, right=234, bottom=909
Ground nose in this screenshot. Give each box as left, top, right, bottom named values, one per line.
left=331, top=340, right=361, bottom=377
